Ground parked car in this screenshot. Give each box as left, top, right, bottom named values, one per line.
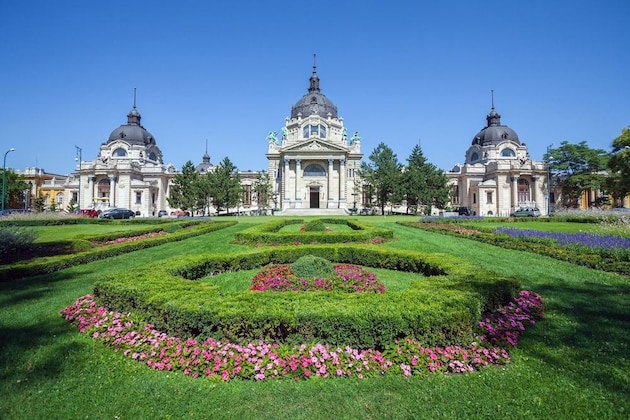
left=510, top=207, right=541, bottom=217
left=79, top=208, right=99, bottom=218
left=455, top=206, right=475, bottom=216
left=157, top=209, right=168, bottom=217
left=99, top=208, right=136, bottom=219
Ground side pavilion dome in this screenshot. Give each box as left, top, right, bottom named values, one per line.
left=290, top=62, right=338, bottom=119
left=471, top=105, right=520, bottom=146
left=107, top=105, right=157, bottom=146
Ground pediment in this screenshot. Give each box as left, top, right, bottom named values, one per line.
left=282, top=140, right=348, bottom=153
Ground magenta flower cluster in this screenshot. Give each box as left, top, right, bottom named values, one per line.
left=60, top=291, right=544, bottom=381
left=478, top=290, right=545, bottom=346
left=249, top=264, right=386, bottom=293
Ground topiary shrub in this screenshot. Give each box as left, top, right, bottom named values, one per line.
left=302, top=220, right=327, bottom=232
left=290, top=254, right=335, bottom=279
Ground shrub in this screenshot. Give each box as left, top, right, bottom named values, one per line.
left=290, top=255, right=335, bottom=279
left=0, top=226, right=38, bottom=263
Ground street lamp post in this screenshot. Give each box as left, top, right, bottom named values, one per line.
left=2, top=147, right=16, bottom=212
left=75, top=146, right=82, bottom=212
left=546, top=144, right=553, bottom=216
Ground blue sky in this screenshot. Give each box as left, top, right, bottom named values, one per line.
left=1, top=0, right=628, bottom=175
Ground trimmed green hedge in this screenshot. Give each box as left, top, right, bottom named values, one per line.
left=0, top=221, right=236, bottom=281
left=233, top=218, right=393, bottom=245
left=93, top=245, right=519, bottom=349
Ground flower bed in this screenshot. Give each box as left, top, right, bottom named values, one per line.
left=250, top=263, right=386, bottom=293
left=494, top=227, right=630, bottom=250
left=60, top=290, right=543, bottom=381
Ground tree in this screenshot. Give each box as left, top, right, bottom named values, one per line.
left=607, top=127, right=630, bottom=206
left=208, top=157, right=241, bottom=214
left=402, top=145, right=451, bottom=215
left=1, top=169, right=29, bottom=209
left=32, top=195, right=45, bottom=212
left=167, top=161, right=200, bottom=214
left=359, top=142, right=402, bottom=215
left=253, top=170, right=273, bottom=212
left=66, top=198, right=78, bottom=213
left=544, top=141, right=609, bottom=207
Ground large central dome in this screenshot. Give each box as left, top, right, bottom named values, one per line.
left=290, top=64, right=338, bottom=119
left=107, top=106, right=156, bottom=146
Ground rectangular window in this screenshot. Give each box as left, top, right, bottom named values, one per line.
left=486, top=192, right=493, bottom=204
left=473, top=193, right=476, bottom=204
left=452, top=186, right=459, bottom=205
left=135, top=191, right=142, bottom=204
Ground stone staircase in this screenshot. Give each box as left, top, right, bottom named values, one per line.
left=276, top=208, right=350, bottom=216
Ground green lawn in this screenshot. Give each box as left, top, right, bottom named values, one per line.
left=32, top=223, right=159, bottom=242
left=1, top=218, right=628, bottom=418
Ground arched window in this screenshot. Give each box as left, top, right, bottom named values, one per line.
left=518, top=178, right=530, bottom=203
left=112, top=148, right=127, bottom=157
left=98, top=178, right=111, bottom=199
left=501, top=148, right=516, bottom=157
left=470, top=152, right=479, bottom=162
left=56, top=192, right=64, bottom=205
left=303, top=164, right=326, bottom=176
left=148, top=152, right=157, bottom=161
left=302, top=124, right=328, bottom=139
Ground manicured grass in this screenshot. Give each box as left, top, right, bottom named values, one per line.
left=32, top=223, right=163, bottom=242
left=279, top=223, right=355, bottom=232
left=1, top=217, right=628, bottom=418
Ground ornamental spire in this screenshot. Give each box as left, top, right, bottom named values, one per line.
left=308, top=53, right=320, bottom=93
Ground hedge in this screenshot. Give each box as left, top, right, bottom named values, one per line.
left=0, top=221, right=236, bottom=281
left=93, top=245, right=519, bottom=350
left=233, top=218, right=393, bottom=245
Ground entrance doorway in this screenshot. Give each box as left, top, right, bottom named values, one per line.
left=309, top=187, right=320, bottom=208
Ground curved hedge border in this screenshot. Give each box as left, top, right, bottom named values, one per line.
left=233, top=218, right=393, bottom=245
left=402, top=221, right=630, bottom=275
left=93, top=245, right=519, bottom=350
left=0, top=221, right=237, bottom=282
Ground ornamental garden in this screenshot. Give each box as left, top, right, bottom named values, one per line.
left=1, top=213, right=628, bottom=417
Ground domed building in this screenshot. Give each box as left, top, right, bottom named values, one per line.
left=447, top=99, right=549, bottom=216
left=69, top=99, right=176, bottom=216
left=266, top=62, right=363, bottom=213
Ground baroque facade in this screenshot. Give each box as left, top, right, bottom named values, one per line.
left=67, top=103, right=176, bottom=216
left=446, top=102, right=550, bottom=216
left=266, top=64, right=362, bottom=212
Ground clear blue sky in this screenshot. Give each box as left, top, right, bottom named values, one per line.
left=1, top=0, right=628, bottom=175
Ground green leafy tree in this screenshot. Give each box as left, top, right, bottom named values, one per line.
left=253, top=170, right=273, bottom=211
left=66, top=198, right=78, bottom=213
left=607, top=127, right=630, bottom=206
left=1, top=169, right=29, bottom=209
left=402, top=145, right=451, bottom=215
left=32, top=195, right=45, bottom=212
left=359, top=142, right=402, bottom=215
left=167, top=161, right=200, bottom=214
left=544, top=141, right=609, bottom=207
left=208, top=157, right=241, bottom=214
left=196, top=172, right=215, bottom=216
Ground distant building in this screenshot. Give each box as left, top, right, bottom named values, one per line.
left=266, top=63, right=363, bottom=213
left=17, top=167, right=68, bottom=210
left=446, top=102, right=550, bottom=216
left=67, top=102, right=175, bottom=216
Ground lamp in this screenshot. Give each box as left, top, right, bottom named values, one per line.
left=546, top=144, right=552, bottom=216
left=2, top=147, right=15, bottom=212
left=75, top=145, right=82, bottom=212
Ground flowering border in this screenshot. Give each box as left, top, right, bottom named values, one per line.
left=60, top=290, right=543, bottom=381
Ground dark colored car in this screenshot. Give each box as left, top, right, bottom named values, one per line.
left=510, top=207, right=541, bottom=217
left=99, top=208, right=135, bottom=219
left=455, top=206, right=475, bottom=216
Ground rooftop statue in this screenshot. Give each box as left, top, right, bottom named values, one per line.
left=267, top=131, right=278, bottom=145
left=350, top=131, right=361, bottom=145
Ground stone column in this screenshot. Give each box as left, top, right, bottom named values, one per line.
left=282, top=158, right=290, bottom=206
left=511, top=175, right=518, bottom=209
left=531, top=176, right=538, bottom=206
left=327, top=158, right=333, bottom=208
left=109, top=175, right=116, bottom=207
left=295, top=159, right=302, bottom=208
left=339, top=158, right=346, bottom=208
left=88, top=176, right=95, bottom=207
